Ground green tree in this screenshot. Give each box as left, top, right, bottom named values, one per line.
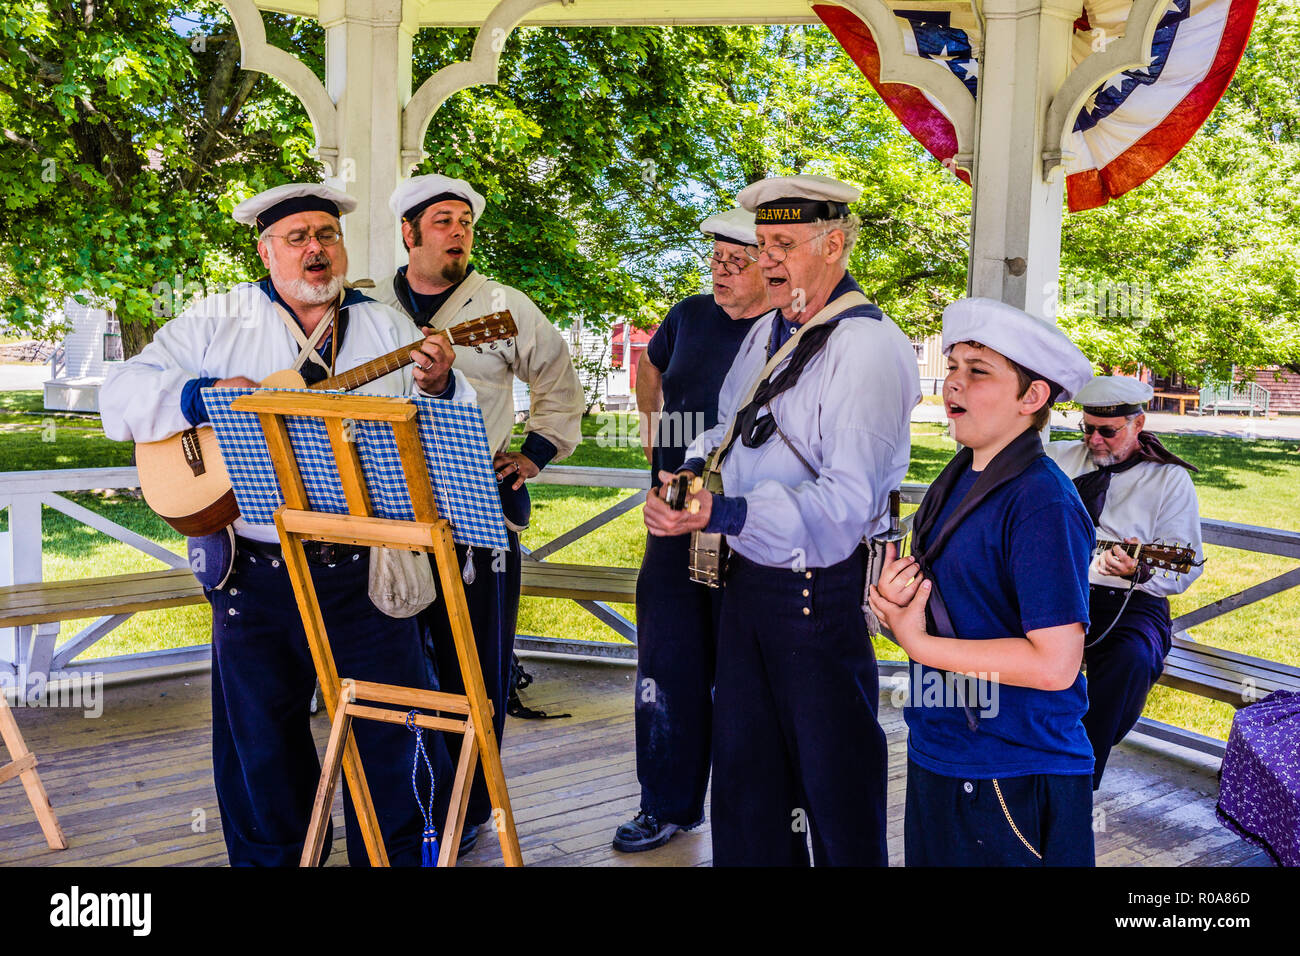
left=0, top=2, right=319, bottom=354
left=1058, top=1, right=1300, bottom=381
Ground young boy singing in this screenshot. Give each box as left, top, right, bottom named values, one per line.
left=868, top=297, right=1097, bottom=866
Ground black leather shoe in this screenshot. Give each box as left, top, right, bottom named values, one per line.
left=458, top=824, right=480, bottom=857
left=611, top=810, right=702, bottom=853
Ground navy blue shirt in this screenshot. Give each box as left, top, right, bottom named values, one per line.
left=645, top=294, right=764, bottom=483
left=904, top=455, right=1096, bottom=779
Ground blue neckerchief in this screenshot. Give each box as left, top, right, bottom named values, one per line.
left=393, top=264, right=476, bottom=326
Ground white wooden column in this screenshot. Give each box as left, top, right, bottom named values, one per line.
left=967, top=0, right=1079, bottom=319
left=319, top=0, right=418, bottom=282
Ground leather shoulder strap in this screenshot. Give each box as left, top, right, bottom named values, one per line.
left=708, top=291, right=868, bottom=475
left=428, top=270, right=491, bottom=330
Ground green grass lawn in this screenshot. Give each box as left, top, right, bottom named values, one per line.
left=3, top=394, right=1297, bottom=741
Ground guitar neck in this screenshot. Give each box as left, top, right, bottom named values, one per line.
left=310, top=310, right=514, bottom=393
left=311, top=342, right=416, bottom=392
left=1096, top=538, right=1195, bottom=574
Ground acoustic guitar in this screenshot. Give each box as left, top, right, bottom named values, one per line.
left=135, top=310, right=517, bottom=536
left=1094, top=538, right=1199, bottom=576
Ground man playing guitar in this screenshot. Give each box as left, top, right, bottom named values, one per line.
left=100, top=183, right=472, bottom=866
left=1046, top=376, right=1204, bottom=788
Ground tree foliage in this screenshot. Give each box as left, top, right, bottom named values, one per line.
left=0, top=2, right=318, bottom=353
left=1, top=5, right=1296, bottom=380
left=1059, top=1, right=1300, bottom=381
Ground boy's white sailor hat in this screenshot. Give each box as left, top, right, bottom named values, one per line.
left=699, top=207, right=758, bottom=246
left=232, top=183, right=356, bottom=232
left=942, top=297, right=1094, bottom=402
left=390, top=174, right=486, bottom=224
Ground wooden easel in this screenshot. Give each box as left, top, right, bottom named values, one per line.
left=0, top=693, right=67, bottom=851
left=228, top=390, right=522, bottom=867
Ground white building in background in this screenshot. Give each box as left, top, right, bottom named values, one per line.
left=512, top=318, right=630, bottom=420
left=44, top=296, right=121, bottom=412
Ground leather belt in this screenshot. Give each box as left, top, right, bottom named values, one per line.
left=235, top=536, right=366, bottom=567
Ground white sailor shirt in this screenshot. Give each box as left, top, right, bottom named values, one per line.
left=100, top=282, right=476, bottom=544
left=373, top=272, right=584, bottom=467
left=1045, top=440, right=1204, bottom=598
left=683, top=293, right=921, bottom=569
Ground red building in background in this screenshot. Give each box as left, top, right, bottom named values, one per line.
left=610, top=321, right=656, bottom=392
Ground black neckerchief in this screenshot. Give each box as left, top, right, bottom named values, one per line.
left=912, top=425, right=1046, bottom=567
left=391, top=264, right=475, bottom=327
left=909, top=426, right=1047, bottom=732
left=723, top=302, right=882, bottom=457
left=1071, top=431, right=1198, bottom=526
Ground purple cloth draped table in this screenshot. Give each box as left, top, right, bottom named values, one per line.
left=1216, top=690, right=1300, bottom=866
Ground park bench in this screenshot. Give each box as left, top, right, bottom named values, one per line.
left=7, top=560, right=1297, bottom=705
left=1198, top=381, right=1270, bottom=417
left=1159, top=636, right=1300, bottom=706
left=4, top=470, right=1299, bottom=760
left=0, top=561, right=635, bottom=645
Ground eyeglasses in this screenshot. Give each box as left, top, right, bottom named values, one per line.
left=1080, top=422, right=1130, bottom=438
left=699, top=251, right=756, bottom=275
left=265, top=228, right=342, bottom=248
left=745, top=230, right=830, bottom=265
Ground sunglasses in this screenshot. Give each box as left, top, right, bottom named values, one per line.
left=1080, top=423, right=1128, bottom=438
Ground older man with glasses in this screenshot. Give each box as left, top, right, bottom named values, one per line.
left=612, top=207, right=775, bottom=853
left=643, top=176, right=920, bottom=866
left=100, top=183, right=473, bottom=867
left=1046, top=376, right=1204, bottom=788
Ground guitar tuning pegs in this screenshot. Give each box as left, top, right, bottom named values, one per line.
left=506, top=338, right=514, bottom=347
left=474, top=346, right=484, bottom=354
left=489, top=342, right=499, bottom=350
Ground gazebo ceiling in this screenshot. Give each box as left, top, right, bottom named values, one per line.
left=251, top=0, right=982, bottom=30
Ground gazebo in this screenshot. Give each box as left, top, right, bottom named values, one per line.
left=3, top=0, right=1292, bottom=869
left=219, top=0, right=1255, bottom=310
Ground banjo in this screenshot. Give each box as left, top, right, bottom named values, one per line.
left=135, top=310, right=517, bottom=536
left=662, top=465, right=728, bottom=588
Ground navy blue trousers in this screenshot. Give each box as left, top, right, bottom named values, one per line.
left=421, top=529, right=521, bottom=827
left=634, top=532, right=721, bottom=826
left=209, top=549, right=448, bottom=866
left=711, top=546, right=888, bottom=867
left=905, top=759, right=1095, bottom=866
left=1083, top=586, right=1172, bottom=789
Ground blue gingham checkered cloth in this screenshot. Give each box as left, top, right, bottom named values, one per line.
left=203, top=387, right=508, bottom=550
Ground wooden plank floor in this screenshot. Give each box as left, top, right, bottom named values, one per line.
left=0, top=657, right=1273, bottom=867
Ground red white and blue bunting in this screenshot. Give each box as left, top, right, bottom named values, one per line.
left=815, top=1, right=1259, bottom=211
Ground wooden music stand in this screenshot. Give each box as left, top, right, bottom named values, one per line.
left=227, top=390, right=522, bottom=867
left=0, top=694, right=68, bottom=851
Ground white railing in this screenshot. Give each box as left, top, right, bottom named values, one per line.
left=4, top=466, right=1299, bottom=714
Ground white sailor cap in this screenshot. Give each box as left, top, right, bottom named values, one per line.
left=942, top=297, right=1094, bottom=402
left=389, top=174, right=486, bottom=224
left=232, top=183, right=357, bottom=232
left=737, top=174, right=861, bottom=225
left=699, top=207, right=758, bottom=246
left=1075, top=375, right=1153, bottom=416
